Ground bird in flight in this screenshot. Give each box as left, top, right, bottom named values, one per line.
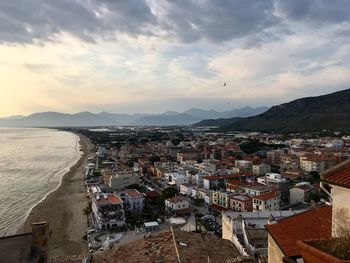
left=223, top=82, right=226, bottom=86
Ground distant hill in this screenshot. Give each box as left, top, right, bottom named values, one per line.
left=193, top=117, right=241, bottom=127
left=184, top=106, right=268, bottom=119
left=131, top=113, right=201, bottom=126
left=0, top=106, right=268, bottom=127
left=221, top=89, right=350, bottom=132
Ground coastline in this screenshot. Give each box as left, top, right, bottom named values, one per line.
left=21, top=132, right=94, bottom=256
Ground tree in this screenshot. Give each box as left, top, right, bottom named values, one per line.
left=161, top=187, right=178, bottom=199
left=308, top=171, right=320, bottom=184
left=149, top=155, right=161, bottom=163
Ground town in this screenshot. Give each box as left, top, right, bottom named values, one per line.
left=71, top=126, right=350, bottom=262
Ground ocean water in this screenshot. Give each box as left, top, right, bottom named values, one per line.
left=0, top=127, right=81, bottom=237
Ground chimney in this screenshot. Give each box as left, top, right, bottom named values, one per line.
left=31, top=221, right=50, bottom=263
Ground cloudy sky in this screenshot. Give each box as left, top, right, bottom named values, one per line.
left=0, top=0, right=349, bottom=116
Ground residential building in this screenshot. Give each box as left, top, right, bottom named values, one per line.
left=252, top=163, right=271, bottom=176
left=257, top=173, right=289, bottom=200
left=109, top=171, right=140, bottom=190
left=91, top=193, right=125, bottom=230
left=266, top=150, right=284, bottom=165
left=124, top=189, right=146, bottom=213
left=300, top=156, right=325, bottom=173
left=165, top=172, right=189, bottom=189
left=243, top=183, right=272, bottom=197
left=266, top=205, right=332, bottom=263
left=229, top=195, right=252, bottom=212
left=213, top=190, right=235, bottom=209
left=252, top=190, right=280, bottom=211
left=179, top=183, right=194, bottom=196
left=322, top=159, right=350, bottom=237
left=234, top=160, right=253, bottom=173
left=165, top=196, right=190, bottom=214
left=203, top=174, right=250, bottom=190
left=289, top=182, right=313, bottom=205
left=197, top=188, right=213, bottom=205
left=222, top=210, right=305, bottom=258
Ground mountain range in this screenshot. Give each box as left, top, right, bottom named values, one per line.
left=195, top=89, right=350, bottom=132
left=0, top=106, right=268, bottom=127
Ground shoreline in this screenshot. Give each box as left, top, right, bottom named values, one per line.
left=21, top=132, right=94, bottom=256
left=16, top=132, right=82, bottom=236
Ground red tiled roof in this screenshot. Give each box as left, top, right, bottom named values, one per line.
left=322, top=159, right=350, bottom=188
left=204, top=173, right=253, bottom=181
left=266, top=205, right=332, bottom=257
left=108, top=194, right=123, bottom=205
left=227, top=180, right=245, bottom=185
left=127, top=189, right=146, bottom=198
left=209, top=204, right=228, bottom=211
left=146, top=190, right=161, bottom=198
left=253, top=190, right=279, bottom=201
left=96, top=194, right=123, bottom=206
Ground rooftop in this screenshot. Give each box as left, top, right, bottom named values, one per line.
left=166, top=196, right=187, bottom=203
left=266, top=205, right=332, bottom=257
left=92, top=229, right=246, bottom=263
left=127, top=189, right=146, bottom=198
left=322, top=159, right=350, bottom=189
left=253, top=190, right=279, bottom=201
left=230, top=195, right=251, bottom=202
left=95, top=193, right=123, bottom=206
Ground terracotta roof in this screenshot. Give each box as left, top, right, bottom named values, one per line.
left=127, top=189, right=146, bottom=198
left=146, top=190, right=161, bottom=198
left=209, top=203, right=228, bottom=211
left=266, top=205, right=332, bottom=257
left=108, top=194, right=123, bottom=205
left=253, top=190, right=279, bottom=201
left=166, top=196, right=187, bottom=203
left=322, top=159, right=350, bottom=188
left=95, top=194, right=123, bottom=206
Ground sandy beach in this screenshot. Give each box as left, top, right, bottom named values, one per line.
left=21, top=133, right=94, bottom=256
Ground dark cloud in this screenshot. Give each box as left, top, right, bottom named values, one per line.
left=0, top=0, right=348, bottom=44
left=276, top=0, right=350, bottom=24
left=0, top=0, right=155, bottom=44
left=156, top=0, right=279, bottom=43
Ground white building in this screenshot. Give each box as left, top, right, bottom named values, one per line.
left=322, top=160, right=350, bottom=237
left=109, top=171, right=140, bottom=190
left=91, top=193, right=125, bottom=230
left=180, top=183, right=194, bottom=196
left=165, top=172, right=189, bottom=189
left=257, top=173, right=289, bottom=200
left=222, top=210, right=305, bottom=257
left=125, top=189, right=146, bottom=213
left=165, top=196, right=190, bottom=213
left=252, top=190, right=280, bottom=211
left=289, top=182, right=312, bottom=205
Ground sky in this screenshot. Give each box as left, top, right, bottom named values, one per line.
left=0, top=0, right=349, bottom=116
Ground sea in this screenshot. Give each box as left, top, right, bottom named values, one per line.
left=0, top=127, right=81, bottom=237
